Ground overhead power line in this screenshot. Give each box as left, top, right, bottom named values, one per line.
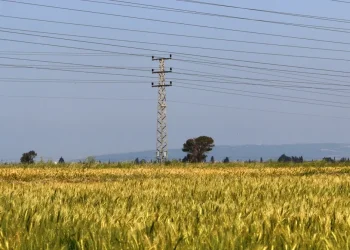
left=3, top=46, right=350, bottom=95
left=0, top=78, right=146, bottom=83
left=180, top=82, right=350, bottom=106
left=4, top=31, right=350, bottom=91
left=3, top=68, right=350, bottom=95
left=3, top=69, right=350, bottom=108
left=2, top=94, right=349, bottom=120
left=3, top=14, right=350, bottom=50
left=176, top=71, right=350, bottom=88
left=330, top=0, right=350, bottom=3
left=177, top=58, right=350, bottom=88
left=0, top=55, right=151, bottom=72
left=177, top=69, right=350, bottom=96
left=177, top=0, right=350, bottom=23
left=0, top=63, right=155, bottom=79
left=176, top=56, right=350, bottom=87
left=4, top=0, right=350, bottom=38
left=3, top=35, right=350, bottom=88
left=4, top=54, right=350, bottom=106
left=3, top=57, right=350, bottom=107
left=3, top=30, right=350, bottom=78
left=174, top=85, right=350, bottom=109
left=175, top=58, right=350, bottom=79
left=2, top=48, right=350, bottom=89
left=0, top=64, right=149, bottom=70
left=3, top=26, right=350, bottom=63
left=65, top=0, right=350, bottom=33
left=0, top=51, right=152, bottom=56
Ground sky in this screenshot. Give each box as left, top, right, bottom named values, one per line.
left=0, top=0, right=350, bottom=161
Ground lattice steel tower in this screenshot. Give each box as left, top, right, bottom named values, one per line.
left=152, top=55, right=172, bottom=163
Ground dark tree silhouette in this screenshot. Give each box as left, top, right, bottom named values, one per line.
left=278, top=154, right=291, bottom=163
left=223, top=157, right=230, bottom=163
left=323, top=157, right=335, bottom=163
left=182, top=155, right=189, bottom=163
left=340, top=157, right=350, bottom=162
left=182, top=136, right=215, bottom=163
left=210, top=156, right=215, bottom=163
left=134, top=158, right=140, bottom=164
left=260, top=157, right=263, bottom=163
left=278, top=154, right=304, bottom=163
left=58, top=157, right=65, bottom=164
left=20, top=150, right=37, bottom=164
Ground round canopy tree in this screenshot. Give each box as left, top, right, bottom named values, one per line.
left=20, top=150, right=37, bottom=164
left=182, top=136, right=215, bottom=163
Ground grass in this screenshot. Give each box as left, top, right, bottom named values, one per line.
left=0, top=163, right=350, bottom=249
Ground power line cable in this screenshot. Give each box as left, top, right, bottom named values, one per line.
left=3, top=30, right=350, bottom=78
left=3, top=55, right=349, bottom=92
left=330, top=0, right=350, bottom=3
left=3, top=65, right=350, bottom=107
left=2, top=48, right=349, bottom=88
left=0, top=51, right=148, bottom=56
left=175, top=58, right=350, bottom=80
left=2, top=93, right=349, bottom=119
left=4, top=0, right=350, bottom=37
left=4, top=31, right=350, bottom=91
left=58, top=0, right=350, bottom=33
left=180, top=82, right=350, bottom=105
left=177, top=0, right=350, bottom=23
left=4, top=56, right=350, bottom=103
left=0, top=63, right=156, bottom=79
left=3, top=58, right=349, bottom=106
left=175, top=71, right=350, bottom=89
left=3, top=14, right=350, bottom=50
left=0, top=78, right=146, bottom=83
left=3, top=26, right=350, bottom=63
left=6, top=36, right=350, bottom=95
left=174, top=85, right=350, bottom=109
left=176, top=68, right=350, bottom=96
left=176, top=55, right=350, bottom=88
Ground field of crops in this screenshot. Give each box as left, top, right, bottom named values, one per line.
left=0, top=163, right=350, bottom=249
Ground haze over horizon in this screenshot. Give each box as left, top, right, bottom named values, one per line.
left=1, top=0, right=350, bottom=161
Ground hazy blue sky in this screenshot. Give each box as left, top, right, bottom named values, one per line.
left=1, top=0, right=350, bottom=161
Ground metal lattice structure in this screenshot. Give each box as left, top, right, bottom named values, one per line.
left=152, top=55, right=172, bottom=163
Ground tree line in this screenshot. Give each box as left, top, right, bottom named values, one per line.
left=17, top=136, right=350, bottom=164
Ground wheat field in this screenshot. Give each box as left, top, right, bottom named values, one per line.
left=0, top=163, right=350, bottom=249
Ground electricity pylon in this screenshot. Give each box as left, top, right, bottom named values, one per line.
left=152, top=55, right=172, bottom=163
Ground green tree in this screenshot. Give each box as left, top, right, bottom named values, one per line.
left=223, top=157, right=230, bottom=164
left=182, top=136, right=215, bottom=163
left=58, top=157, right=65, bottom=164
left=182, top=156, right=189, bottom=163
left=20, top=150, right=37, bottom=164
left=210, top=156, right=215, bottom=163
left=278, top=154, right=292, bottom=163
left=85, top=156, right=96, bottom=164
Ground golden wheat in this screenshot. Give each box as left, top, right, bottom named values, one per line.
left=0, top=164, right=349, bottom=249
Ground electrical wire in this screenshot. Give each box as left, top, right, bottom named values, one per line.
left=177, top=0, right=350, bottom=23
left=174, top=85, right=350, bottom=109
left=3, top=30, right=350, bottom=78
left=180, top=82, right=350, bottom=106
left=3, top=26, right=350, bottom=63
left=1, top=93, right=349, bottom=119
left=8, top=0, right=350, bottom=34
left=4, top=0, right=350, bottom=39
left=3, top=14, right=350, bottom=50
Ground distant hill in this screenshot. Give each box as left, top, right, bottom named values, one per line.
left=89, top=143, right=350, bottom=162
